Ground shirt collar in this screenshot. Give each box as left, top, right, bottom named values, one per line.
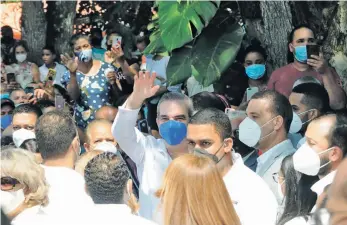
left=311, top=170, right=336, bottom=196
left=257, top=140, right=293, bottom=166
left=94, top=204, right=131, bottom=214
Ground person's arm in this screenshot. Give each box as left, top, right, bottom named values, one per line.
left=308, top=54, right=347, bottom=109
left=61, top=54, right=80, bottom=101
left=112, top=71, right=160, bottom=165
left=267, top=71, right=276, bottom=90
left=31, top=63, right=41, bottom=83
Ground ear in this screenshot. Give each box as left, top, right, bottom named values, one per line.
left=126, top=179, right=133, bottom=196
left=223, top=138, right=233, bottom=153
left=330, top=146, right=343, bottom=163
left=308, top=109, right=318, bottom=120
left=289, top=43, right=295, bottom=53
left=84, top=143, right=90, bottom=152
left=274, top=116, right=284, bottom=131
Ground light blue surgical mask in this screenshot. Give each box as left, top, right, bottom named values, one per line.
left=245, top=64, right=266, bottom=80
left=0, top=93, right=10, bottom=99
left=159, top=120, right=187, bottom=146
left=75, top=49, right=93, bottom=62
left=294, top=45, right=307, bottom=63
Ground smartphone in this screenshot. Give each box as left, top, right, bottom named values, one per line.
left=137, top=119, right=149, bottom=133
left=47, top=68, right=56, bottom=81
left=6, top=73, right=15, bottom=84
left=55, top=95, right=65, bottom=110
left=306, top=45, right=320, bottom=59
left=225, top=108, right=246, bottom=120
left=246, top=87, right=259, bottom=101
left=25, top=87, right=35, bottom=95
left=112, top=36, right=122, bottom=47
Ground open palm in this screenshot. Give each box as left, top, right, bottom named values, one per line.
left=61, top=54, right=78, bottom=73
left=133, top=71, right=160, bottom=100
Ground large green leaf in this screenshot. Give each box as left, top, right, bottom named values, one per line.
left=158, top=1, right=220, bottom=52
left=143, top=28, right=168, bottom=55
left=166, top=46, right=192, bottom=86
left=191, top=23, right=245, bottom=87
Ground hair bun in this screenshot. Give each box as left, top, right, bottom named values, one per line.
left=250, top=39, right=262, bottom=47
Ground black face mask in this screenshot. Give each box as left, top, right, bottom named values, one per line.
left=193, top=144, right=225, bottom=163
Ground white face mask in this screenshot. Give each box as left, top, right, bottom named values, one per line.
left=16, top=53, right=27, bottom=63
left=293, top=143, right=333, bottom=176
left=93, top=141, right=118, bottom=153
left=238, top=117, right=277, bottom=147
left=12, top=128, right=36, bottom=147
left=289, top=109, right=315, bottom=134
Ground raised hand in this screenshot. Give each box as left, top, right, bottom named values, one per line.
left=133, top=71, right=160, bottom=101
left=307, top=52, right=328, bottom=74
left=61, top=53, right=78, bottom=73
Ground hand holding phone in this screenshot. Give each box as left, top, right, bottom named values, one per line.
left=55, top=95, right=65, bottom=110
left=246, top=87, right=259, bottom=101
left=306, top=45, right=320, bottom=59
left=112, top=36, right=122, bottom=48
left=6, top=73, right=15, bottom=84
left=225, top=108, right=246, bottom=120
left=137, top=119, right=149, bottom=133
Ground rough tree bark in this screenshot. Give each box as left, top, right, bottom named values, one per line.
left=239, top=1, right=347, bottom=93
left=46, top=1, right=77, bottom=57
left=21, top=1, right=47, bottom=65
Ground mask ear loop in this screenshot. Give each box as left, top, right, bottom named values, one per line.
left=258, top=116, right=279, bottom=140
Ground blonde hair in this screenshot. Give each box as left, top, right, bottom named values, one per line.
left=156, top=154, right=241, bottom=225
left=1, top=149, right=49, bottom=207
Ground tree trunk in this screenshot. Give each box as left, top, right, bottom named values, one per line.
left=21, top=1, right=47, bottom=65
left=46, top=1, right=77, bottom=58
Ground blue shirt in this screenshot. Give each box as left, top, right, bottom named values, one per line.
left=61, top=62, right=115, bottom=128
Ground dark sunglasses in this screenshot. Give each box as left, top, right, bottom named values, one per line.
left=1, top=177, right=20, bottom=190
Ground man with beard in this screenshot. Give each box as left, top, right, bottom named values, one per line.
left=288, top=83, right=331, bottom=148
left=293, top=111, right=347, bottom=199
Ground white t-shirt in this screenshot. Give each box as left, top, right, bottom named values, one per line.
left=39, top=62, right=67, bottom=87
left=224, top=153, right=278, bottom=225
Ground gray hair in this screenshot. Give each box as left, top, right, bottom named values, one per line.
left=157, top=92, right=194, bottom=117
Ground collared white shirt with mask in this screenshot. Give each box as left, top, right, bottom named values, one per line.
left=112, top=105, right=172, bottom=220
left=312, top=170, right=336, bottom=197
left=39, top=62, right=67, bottom=87
left=256, top=139, right=296, bottom=204
left=224, top=152, right=278, bottom=225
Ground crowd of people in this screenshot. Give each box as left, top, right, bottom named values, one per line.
left=1, top=18, right=347, bottom=225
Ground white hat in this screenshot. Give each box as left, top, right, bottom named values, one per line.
left=12, top=129, right=36, bottom=147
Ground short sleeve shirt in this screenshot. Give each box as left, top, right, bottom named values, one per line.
left=61, top=62, right=115, bottom=128
left=267, top=63, right=341, bottom=97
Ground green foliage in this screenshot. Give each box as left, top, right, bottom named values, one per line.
left=144, top=0, right=245, bottom=87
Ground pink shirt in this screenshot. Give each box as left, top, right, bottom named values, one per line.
left=267, top=63, right=340, bottom=97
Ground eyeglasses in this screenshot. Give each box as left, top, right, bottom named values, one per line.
left=1, top=177, right=20, bottom=190
left=272, top=172, right=284, bottom=183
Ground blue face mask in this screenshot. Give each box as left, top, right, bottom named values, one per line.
left=245, top=64, right=266, bottom=80
left=1, top=114, right=12, bottom=130
left=0, top=93, right=10, bottom=99
left=294, top=45, right=307, bottom=63
left=159, top=120, right=187, bottom=146
left=75, top=49, right=93, bottom=62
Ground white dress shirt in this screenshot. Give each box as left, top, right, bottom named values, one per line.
left=256, top=140, right=296, bottom=204
left=311, top=170, right=336, bottom=196
left=224, top=153, right=278, bottom=225
left=92, top=204, right=157, bottom=225
left=112, top=105, right=172, bottom=220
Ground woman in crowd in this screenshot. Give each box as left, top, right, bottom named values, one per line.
left=39, top=45, right=67, bottom=88
left=104, top=24, right=140, bottom=96
left=276, top=155, right=319, bottom=225
left=1, top=149, right=49, bottom=221
left=61, top=33, right=119, bottom=129
left=239, top=40, right=268, bottom=106
left=5, top=41, right=41, bottom=91
left=156, top=154, right=241, bottom=225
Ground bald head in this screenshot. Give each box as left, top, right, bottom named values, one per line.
left=95, top=106, right=118, bottom=122
left=84, top=119, right=117, bottom=152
